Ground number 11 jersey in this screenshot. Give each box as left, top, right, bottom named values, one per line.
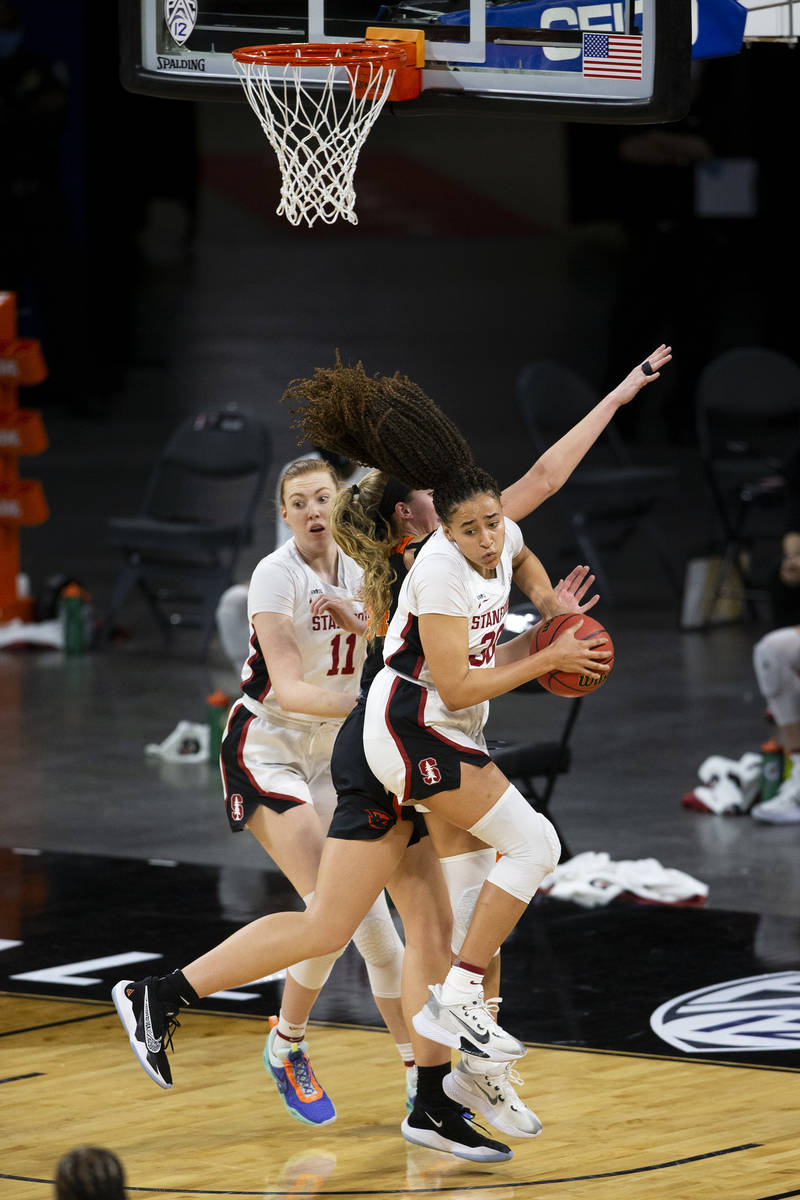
left=240, top=539, right=366, bottom=729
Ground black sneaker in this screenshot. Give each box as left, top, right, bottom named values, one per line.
left=112, top=977, right=180, bottom=1089
left=401, top=1104, right=512, bottom=1162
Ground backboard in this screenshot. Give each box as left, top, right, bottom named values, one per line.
left=119, top=0, right=690, bottom=123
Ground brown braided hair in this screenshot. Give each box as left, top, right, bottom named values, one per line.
left=283, top=357, right=475, bottom=498
left=285, top=358, right=502, bottom=628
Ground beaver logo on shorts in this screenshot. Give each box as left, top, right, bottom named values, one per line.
left=418, top=758, right=441, bottom=786
left=230, top=793, right=244, bottom=822
left=366, top=808, right=392, bottom=830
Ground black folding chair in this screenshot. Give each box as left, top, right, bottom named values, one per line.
left=694, top=346, right=800, bottom=621
left=515, top=360, right=680, bottom=604
left=106, top=405, right=272, bottom=654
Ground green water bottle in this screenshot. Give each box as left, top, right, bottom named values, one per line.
left=61, top=583, right=88, bottom=655
left=760, top=738, right=784, bottom=803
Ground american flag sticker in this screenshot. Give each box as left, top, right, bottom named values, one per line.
left=582, top=33, right=643, bottom=79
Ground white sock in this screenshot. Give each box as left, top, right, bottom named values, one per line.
left=395, top=1041, right=415, bottom=1067
left=440, top=963, right=484, bottom=1004
left=275, top=1013, right=306, bottom=1053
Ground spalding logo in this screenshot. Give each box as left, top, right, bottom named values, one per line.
left=650, top=971, right=800, bottom=1053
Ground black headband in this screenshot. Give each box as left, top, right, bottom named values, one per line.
left=377, top=476, right=412, bottom=525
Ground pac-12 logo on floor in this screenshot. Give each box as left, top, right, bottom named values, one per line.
left=418, top=758, right=441, bottom=785
left=651, top=971, right=800, bottom=1052
left=165, top=0, right=197, bottom=46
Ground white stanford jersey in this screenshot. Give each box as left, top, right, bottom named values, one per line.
left=240, top=539, right=366, bottom=728
left=383, top=518, right=524, bottom=722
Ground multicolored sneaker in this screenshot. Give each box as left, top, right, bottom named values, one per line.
left=444, top=1060, right=542, bottom=1138
left=264, top=1017, right=336, bottom=1127
left=112, top=977, right=180, bottom=1089
left=401, top=1103, right=512, bottom=1162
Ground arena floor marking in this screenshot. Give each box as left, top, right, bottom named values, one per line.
left=2, top=994, right=798, bottom=1200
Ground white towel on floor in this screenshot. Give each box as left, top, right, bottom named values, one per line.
left=145, top=720, right=209, bottom=763
left=539, top=851, right=709, bottom=907
left=681, top=751, right=762, bottom=815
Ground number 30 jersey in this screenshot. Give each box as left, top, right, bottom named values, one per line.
left=383, top=518, right=523, bottom=718
left=240, top=539, right=366, bottom=728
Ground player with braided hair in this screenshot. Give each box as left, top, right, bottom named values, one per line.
left=283, top=357, right=475, bottom=491
left=111, top=347, right=669, bottom=1162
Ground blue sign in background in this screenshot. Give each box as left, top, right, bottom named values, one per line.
left=439, top=0, right=747, bottom=63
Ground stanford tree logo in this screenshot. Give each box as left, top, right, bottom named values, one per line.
left=650, top=971, right=800, bottom=1053
left=418, top=758, right=442, bottom=786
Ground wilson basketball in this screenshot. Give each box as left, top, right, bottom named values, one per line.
left=532, top=613, right=614, bottom=697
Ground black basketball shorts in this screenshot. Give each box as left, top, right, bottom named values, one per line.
left=328, top=699, right=426, bottom=844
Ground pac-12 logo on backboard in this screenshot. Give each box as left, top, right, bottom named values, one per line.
left=164, top=0, right=197, bottom=47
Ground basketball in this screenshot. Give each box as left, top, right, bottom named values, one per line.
left=532, top=613, right=614, bottom=697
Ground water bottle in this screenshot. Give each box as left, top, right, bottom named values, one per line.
left=61, top=583, right=88, bottom=655
left=206, top=690, right=230, bottom=763
left=760, top=738, right=784, bottom=803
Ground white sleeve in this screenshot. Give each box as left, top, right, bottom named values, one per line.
left=412, top=554, right=472, bottom=618
left=505, top=518, right=524, bottom=558
left=247, top=557, right=297, bottom=621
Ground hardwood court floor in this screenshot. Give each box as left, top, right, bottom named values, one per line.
left=2, top=993, right=798, bottom=1200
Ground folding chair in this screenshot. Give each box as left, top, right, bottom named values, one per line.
left=515, top=360, right=681, bottom=604
left=694, top=346, right=800, bottom=620
left=106, top=405, right=272, bottom=654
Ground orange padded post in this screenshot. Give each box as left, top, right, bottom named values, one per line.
left=0, top=291, right=49, bottom=623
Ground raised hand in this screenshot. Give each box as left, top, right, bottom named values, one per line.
left=554, top=565, right=599, bottom=614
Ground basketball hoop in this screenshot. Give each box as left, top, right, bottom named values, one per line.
left=232, top=34, right=423, bottom=228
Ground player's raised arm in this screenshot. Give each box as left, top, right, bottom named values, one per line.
left=501, top=344, right=672, bottom=522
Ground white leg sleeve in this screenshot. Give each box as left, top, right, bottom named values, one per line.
left=468, top=785, right=561, bottom=904
left=439, top=848, right=497, bottom=956
left=215, top=584, right=250, bottom=673
left=753, top=627, right=800, bottom=727
left=350, top=890, right=405, bottom=999
left=286, top=891, right=347, bottom=991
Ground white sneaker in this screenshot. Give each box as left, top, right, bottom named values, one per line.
left=751, top=775, right=800, bottom=824
left=412, top=985, right=526, bottom=1062
left=443, top=1060, right=542, bottom=1139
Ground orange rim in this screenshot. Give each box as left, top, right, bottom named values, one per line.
left=232, top=41, right=409, bottom=69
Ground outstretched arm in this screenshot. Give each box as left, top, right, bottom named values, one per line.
left=501, top=344, right=672, bottom=522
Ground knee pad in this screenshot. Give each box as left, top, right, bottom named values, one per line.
left=753, top=626, right=800, bottom=725
left=439, top=848, right=497, bottom=956
left=287, top=890, right=347, bottom=990
left=350, top=891, right=405, bottom=998
left=468, top=785, right=561, bottom=904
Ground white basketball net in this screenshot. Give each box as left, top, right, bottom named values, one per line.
left=233, top=54, right=397, bottom=228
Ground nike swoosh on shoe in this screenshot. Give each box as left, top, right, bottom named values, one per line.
left=453, top=1015, right=490, bottom=1043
